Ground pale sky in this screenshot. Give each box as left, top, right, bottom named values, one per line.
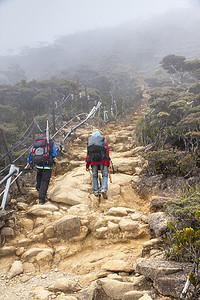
left=0, top=0, right=196, bottom=55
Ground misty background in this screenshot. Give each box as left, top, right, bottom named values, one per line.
left=1, top=0, right=200, bottom=83
left=0, top=0, right=192, bottom=54
left=1, top=0, right=200, bottom=175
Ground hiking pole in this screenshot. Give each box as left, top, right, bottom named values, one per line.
left=108, top=166, right=112, bottom=183
left=18, top=167, right=33, bottom=172
left=110, top=160, right=115, bottom=174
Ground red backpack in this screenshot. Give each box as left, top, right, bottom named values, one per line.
left=31, top=137, right=53, bottom=166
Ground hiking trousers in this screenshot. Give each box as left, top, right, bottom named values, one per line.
left=92, top=164, right=108, bottom=193
left=36, top=168, right=52, bottom=203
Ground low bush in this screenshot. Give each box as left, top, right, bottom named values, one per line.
left=144, top=150, right=196, bottom=177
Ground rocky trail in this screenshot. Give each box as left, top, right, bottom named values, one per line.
left=0, top=104, right=186, bottom=300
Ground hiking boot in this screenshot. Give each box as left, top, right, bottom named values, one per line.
left=94, top=192, right=99, bottom=197
left=101, top=190, right=108, bottom=199
left=39, top=199, right=47, bottom=204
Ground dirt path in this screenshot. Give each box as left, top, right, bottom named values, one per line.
left=0, top=103, right=151, bottom=300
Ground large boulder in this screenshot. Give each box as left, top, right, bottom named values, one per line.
left=48, top=277, right=81, bottom=293
left=119, top=218, right=139, bottom=232
left=148, top=212, right=169, bottom=238
left=21, top=247, right=54, bottom=261
left=99, top=278, right=144, bottom=299
left=17, top=218, right=34, bottom=233
left=53, top=215, right=81, bottom=239
left=122, top=291, right=149, bottom=300
left=106, top=207, right=134, bottom=217
left=79, top=281, right=109, bottom=300
left=27, top=203, right=58, bottom=216
left=112, top=157, right=140, bottom=175
left=30, top=287, right=53, bottom=300
left=7, top=260, right=23, bottom=278
left=48, top=168, right=90, bottom=206
left=112, top=173, right=133, bottom=186
left=101, top=259, right=134, bottom=273
left=141, top=238, right=163, bottom=258
left=136, top=258, right=192, bottom=298
left=48, top=188, right=85, bottom=205
left=0, top=246, right=16, bottom=257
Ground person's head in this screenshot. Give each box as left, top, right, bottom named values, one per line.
left=92, top=131, right=101, bottom=136
left=92, top=128, right=102, bottom=135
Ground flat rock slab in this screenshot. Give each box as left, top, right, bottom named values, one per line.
left=136, top=258, right=192, bottom=298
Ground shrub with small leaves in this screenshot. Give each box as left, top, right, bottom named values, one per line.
left=165, top=185, right=200, bottom=229
left=144, top=150, right=196, bottom=177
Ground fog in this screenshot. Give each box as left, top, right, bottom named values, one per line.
left=0, top=0, right=196, bottom=55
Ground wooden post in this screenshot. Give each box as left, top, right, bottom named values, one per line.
left=77, top=80, right=79, bottom=100
left=85, top=85, right=88, bottom=99
left=0, top=128, right=21, bottom=193
left=85, top=85, right=88, bottom=111
left=51, top=83, right=56, bottom=134
left=68, top=84, right=72, bottom=112
left=31, top=111, right=35, bottom=144
left=77, top=80, right=80, bottom=111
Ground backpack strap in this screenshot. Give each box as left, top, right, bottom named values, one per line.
left=48, top=140, right=55, bottom=166
left=103, top=140, right=110, bottom=166
left=49, top=140, right=53, bottom=155
left=44, top=138, right=48, bottom=167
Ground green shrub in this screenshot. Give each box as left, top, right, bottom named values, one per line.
left=144, top=150, right=196, bottom=177
left=165, top=186, right=200, bottom=263
left=165, top=212, right=200, bottom=300
left=165, top=185, right=200, bottom=229
left=165, top=211, right=200, bottom=298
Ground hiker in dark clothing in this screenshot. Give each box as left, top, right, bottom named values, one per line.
left=85, top=131, right=110, bottom=199
left=26, top=131, right=57, bottom=204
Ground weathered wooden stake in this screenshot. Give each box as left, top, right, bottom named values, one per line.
left=51, top=83, right=56, bottom=133
left=0, top=128, right=21, bottom=193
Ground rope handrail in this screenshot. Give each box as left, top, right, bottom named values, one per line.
left=0, top=145, right=33, bottom=176
left=0, top=124, right=36, bottom=162
left=0, top=101, right=101, bottom=202
left=51, top=112, right=88, bottom=139
left=0, top=101, right=101, bottom=176
left=0, top=102, right=101, bottom=197
left=33, top=94, right=70, bottom=123
left=0, top=94, right=71, bottom=163
left=62, top=101, right=101, bottom=143
left=0, top=114, right=58, bottom=174
left=11, top=120, right=34, bottom=144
